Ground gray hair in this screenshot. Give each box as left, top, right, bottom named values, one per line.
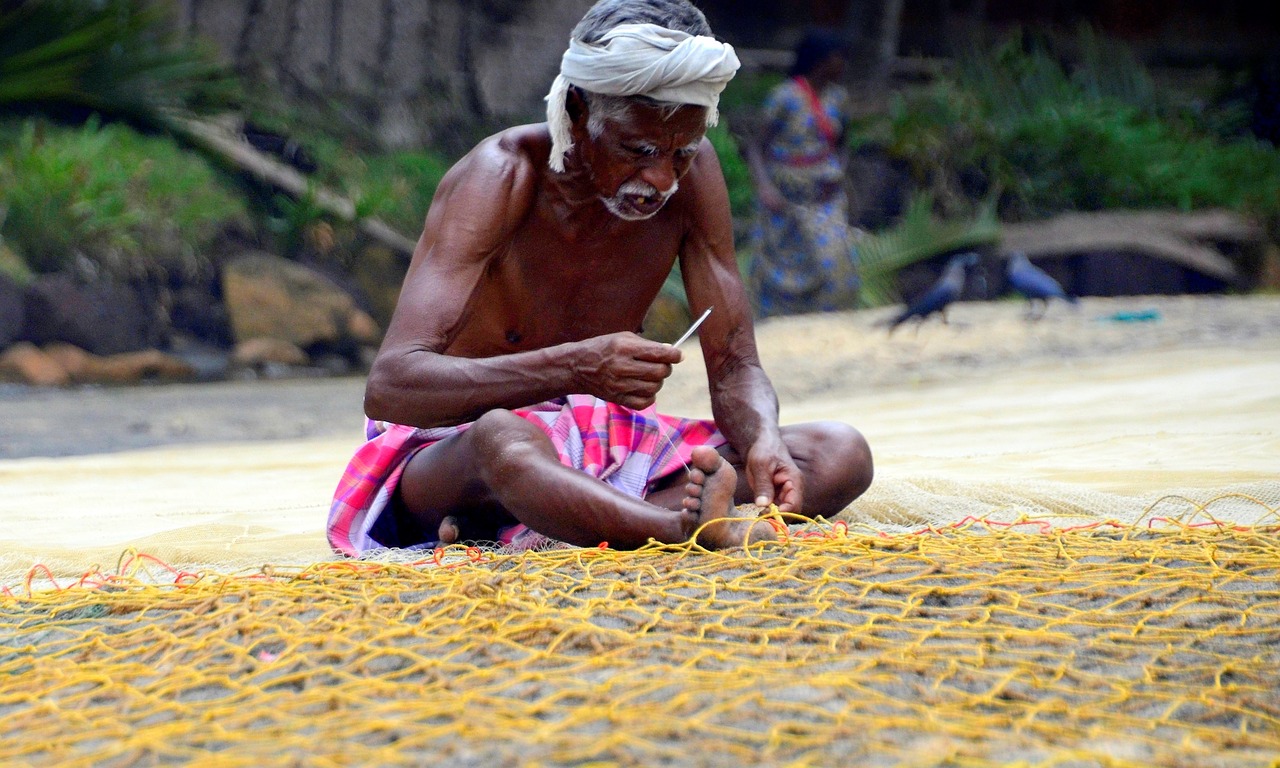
left=571, top=0, right=712, bottom=44
left=583, top=92, right=686, bottom=138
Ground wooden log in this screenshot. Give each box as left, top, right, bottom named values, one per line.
left=998, top=209, right=1264, bottom=284
left=165, top=115, right=420, bottom=257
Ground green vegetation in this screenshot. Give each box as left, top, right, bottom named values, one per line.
left=0, top=0, right=237, bottom=127
left=349, top=152, right=455, bottom=237
left=706, top=122, right=754, bottom=220
left=868, top=27, right=1280, bottom=226
left=235, top=94, right=455, bottom=240
left=0, top=0, right=248, bottom=282
left=855, top=194, right=1001, bottom=308
left=0, top=116, right=248, bottom=278
left=0, top=0, right=461, bottom=277
left=0, top=232, right=28, bottom=284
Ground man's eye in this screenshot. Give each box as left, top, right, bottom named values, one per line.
left=625, top=145, right=658, bottom=157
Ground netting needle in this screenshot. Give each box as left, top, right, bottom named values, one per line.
left=657, top=306, right=713, bottom=474
left=671, top=307, right=713, bottom=348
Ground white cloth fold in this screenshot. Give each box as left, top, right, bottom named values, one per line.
left=545, top=23, right=740, bottom=172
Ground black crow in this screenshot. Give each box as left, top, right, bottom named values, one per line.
left=1005, top=252, right=1077, bottom=319
left=883, top=252, right=978, bottom=333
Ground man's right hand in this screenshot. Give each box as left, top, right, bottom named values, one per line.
left=571, top=332, right=683, bottom=410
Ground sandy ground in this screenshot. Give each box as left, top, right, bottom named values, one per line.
left=1, top=293, right=1278, bottom=581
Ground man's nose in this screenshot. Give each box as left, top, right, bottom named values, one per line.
left=637, top=157, right=677, bottom=195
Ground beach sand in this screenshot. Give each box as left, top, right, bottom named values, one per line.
left=1, top=293, right=1277, bottom=581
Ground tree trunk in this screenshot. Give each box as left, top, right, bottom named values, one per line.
left=874, top=0, right=904, bottom=84
left=167, top=115, right=418, bottom=257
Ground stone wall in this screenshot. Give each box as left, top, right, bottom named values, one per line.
left=172, top=0, right=594, bottom=148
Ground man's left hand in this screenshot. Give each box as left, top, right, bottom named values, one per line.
left=745, top=436, right=803, bottom=514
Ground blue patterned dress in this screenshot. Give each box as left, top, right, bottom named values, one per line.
left=749, top=77, right=860, bottom=318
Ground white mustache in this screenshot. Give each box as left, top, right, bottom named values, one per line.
left=616, top=179, right=678, bottom=201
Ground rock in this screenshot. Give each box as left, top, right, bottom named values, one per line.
left=0, top=342, right=70, bottom=387
left=0, top=272, right=24, bottom=349
left=43, top=342, right=197, bottom=384
left=41, top=343, right=95, bottom=381
left=167, top=334, right=233, bottom=381
left=348, top=244, right=408, bottom=328
left=21, top=273, right=168, bottom=355
left=346, top=308, right=383, bottom=346
left=222, top=252, right=383, bottom=350
left=1260, top=242, right=1280, bottom=291
left=81, top=350, right=197, bottom=384
left=231, top=337, right=310, bottom=368
left=169, top=283, right=234, bottom=347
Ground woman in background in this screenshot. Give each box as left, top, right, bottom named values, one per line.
left=744, top=29, right=860, bottom=319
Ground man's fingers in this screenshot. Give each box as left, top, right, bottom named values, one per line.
left=621, top=376, right=663, bottom=398
left=745, top=457, right=774, bottom=507
left=616, top=380, right=662, bottom=410
left=752, top=474, right=773, bottom=508
left=775, top=479, right=799, bottom=513
left=752, top=464, right=802, bottom=510
left=640, top=361, right=675, bottom=380
left=777, top=476, right=803, bottom=514
left=613, top=360, right=673, bottom=385
left=634, top=342, right=684, bottom=364
left=614, top=367, right=671, bottom=400
left=621, top=394, right=657, bottom=411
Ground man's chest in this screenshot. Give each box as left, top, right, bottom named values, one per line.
left=475, top=230, right=681, bottom=345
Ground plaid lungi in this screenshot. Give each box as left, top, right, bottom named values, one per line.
left=327, top=395, right=726, bottom=556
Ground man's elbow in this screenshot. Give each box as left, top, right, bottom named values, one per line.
left=361, top=365, right=396, bottom=423
left=361, top=351, right=415, bottom=424
left=364, top=352, right=456, bottom=428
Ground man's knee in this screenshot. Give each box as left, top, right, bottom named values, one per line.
left=469, top=409, right=556, bottom=476
left=838, top=423, right=874, bottom=497
left=794, top=420, right=873, bottom=505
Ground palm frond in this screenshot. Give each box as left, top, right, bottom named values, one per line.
left=0, top=0, right=238, bottom=126
left=856, top=193, right=1002, bottom=307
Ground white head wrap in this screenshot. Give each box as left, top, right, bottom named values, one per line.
left=545, top=22, right=740, bottom=172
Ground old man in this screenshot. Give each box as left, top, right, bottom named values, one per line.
left=328, top=0, right=873, bottom=555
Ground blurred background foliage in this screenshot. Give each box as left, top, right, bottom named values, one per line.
left=0, top=0, right=237, bottom=125
left=866, top=25, right=1280, bottom=227
left=0, top=115, right=247, bottom=282
left=1, top=0, right=1277, bottom=310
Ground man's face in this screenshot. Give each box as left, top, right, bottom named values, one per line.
left=579, top=101, right=708, bottom=221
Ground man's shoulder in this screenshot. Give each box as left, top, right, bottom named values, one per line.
left=467, top=123, right=552, bottom=175
left=438, top=124, right=551, bottom=211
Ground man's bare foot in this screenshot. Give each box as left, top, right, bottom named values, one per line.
left=684, top=445, right=778, bottom=549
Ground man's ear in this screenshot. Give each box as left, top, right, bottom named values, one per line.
left=565, top=86, right=590, bottom=138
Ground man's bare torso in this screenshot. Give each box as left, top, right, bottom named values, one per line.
left=438, top=124, right=701, bottom=358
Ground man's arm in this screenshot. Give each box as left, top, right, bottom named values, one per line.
left=363, top=135, right=681, bottom=429
left=678, top=142, right=803, bottom=512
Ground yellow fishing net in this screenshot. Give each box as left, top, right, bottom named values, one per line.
left=2, top=494, right=1278, bottom=767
